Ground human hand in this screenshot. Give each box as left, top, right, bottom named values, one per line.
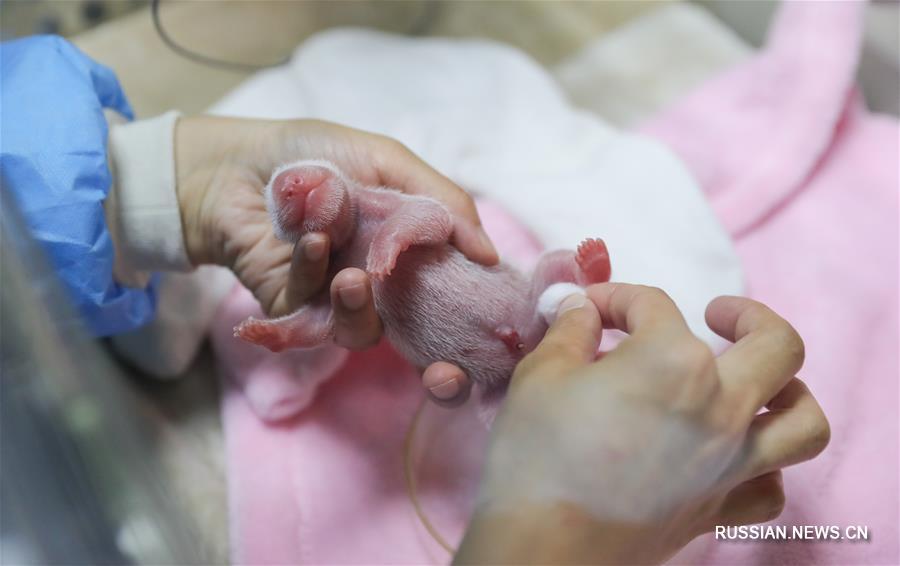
left=174, top=115, right=496, bottom=387
left=456, top=284, right=830, bottom=565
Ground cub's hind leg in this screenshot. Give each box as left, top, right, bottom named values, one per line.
left=529, top=238, right=611, bottom=296
left=235, top=300, right=333, bottom=353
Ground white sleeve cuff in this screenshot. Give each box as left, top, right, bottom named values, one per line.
left=106, top=111, right=193, bottom=286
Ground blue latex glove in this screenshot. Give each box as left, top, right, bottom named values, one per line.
left=1, top=36, right=158, bottom=336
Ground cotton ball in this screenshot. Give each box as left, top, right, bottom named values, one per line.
left=537, top=283, right=586, bottom=325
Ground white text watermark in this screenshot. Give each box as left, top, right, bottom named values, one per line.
left=715, top=525, right=870, bottom=542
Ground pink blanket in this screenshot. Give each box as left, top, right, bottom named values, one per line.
left=212, top=1, right=899, bottom=563
left=644, top=1, right=899, bottom=564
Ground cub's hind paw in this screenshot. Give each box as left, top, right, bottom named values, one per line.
left=576, top=238, right=611, bottom=284
left=235, top=318, right=288, bottom=353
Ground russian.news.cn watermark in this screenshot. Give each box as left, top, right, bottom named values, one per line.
left=715, top=525, right=870, bottom=542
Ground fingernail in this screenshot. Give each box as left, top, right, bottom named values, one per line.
left=429, top=377, right=460, bottom=400
left=477, top=227, right=499, bottom=259
left=338, top=283, right=367, bottom=311
left=558, top=293, right=587, bottom=316
left=304, top=237, right=327, bottom=262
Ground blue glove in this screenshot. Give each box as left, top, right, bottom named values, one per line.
left=1, top=36, right=158, bottom=336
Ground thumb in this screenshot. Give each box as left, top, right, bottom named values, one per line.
left=515, top=293, right=603, bottom=384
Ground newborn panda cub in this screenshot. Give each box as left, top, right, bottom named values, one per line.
left=236, top=160, right=611, bottom=399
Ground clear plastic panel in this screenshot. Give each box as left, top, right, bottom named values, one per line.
left=0, top=188, right=204, bottom=565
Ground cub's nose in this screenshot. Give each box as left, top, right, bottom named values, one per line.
left=272, top=166, right=330, bottom=208
left=269, top=165, right=331, bottom=234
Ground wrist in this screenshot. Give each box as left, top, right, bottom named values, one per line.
left=174, top=115, right=216, bottom=266
left=456, top=501, right=662, bottom=565
left=106, top=111, right=193, bottom=275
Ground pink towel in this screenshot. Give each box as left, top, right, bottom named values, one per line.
left=643, top=1, right=899, bottom=564
left=212, top=1, right=898, bottom=563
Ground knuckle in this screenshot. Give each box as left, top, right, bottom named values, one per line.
left=336, top=327, right=381, bottom=351
left=368, top=135, right=408, bottom=168
left=631, top=285, right=669, bottom=307
left=332, top=267, right=367, bottom=289
left=611, top=284, right=673, bottom=330
left=536, top=338, right=583, bottom=364
left=744, top=303, right=804, bottom=361
left=709, top=398, right=746, bottom=436
left=380, top=136, right=409, bottom=158
left=741, top=301, right=775, bottom=325
left=663, top=338, right=715, bottom=375
left=433, top=182, right=476, bottom=220
left=357, top=332, right=382, bottom=350
left=457, top=192, right=478, bottom=217
left=763, top=488, right=787, bottom=522
left=804, top=412, right=832, bottom=458
left=769, top=325, right=806, bottom=367
left=513, top=348, right=570, bottom=383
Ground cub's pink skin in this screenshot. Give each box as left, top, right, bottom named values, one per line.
left=235, top=160, right=611, bottom=395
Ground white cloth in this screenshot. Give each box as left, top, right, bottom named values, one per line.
left=554, top=2, right=752, bottom=128
left=107, top=111, right=192, bottom=280
left=210, top=28, right=743, bottom=346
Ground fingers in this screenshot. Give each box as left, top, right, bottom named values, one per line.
left=330, top=268, right=383, bottom=350
left=513, top=294, right=602, bottom=385
left=581, top=283, right=721, bottom=412
left=422, top=362, right=472, bottom=408
left=706, top=296, right=806, bottom=416
left=584, top=283, right=692, bottom=339
left=452, top=217, right=500, bottom=268
left=285, top=232, right=330, bottom=309
left=733, top=378, right=830, bottom=482
left=372, top=138, right=498, bottom=266
left=711, top=471, right=786, bottom=528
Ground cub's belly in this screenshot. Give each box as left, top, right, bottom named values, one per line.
left=373, top=246, right=531, bottom=388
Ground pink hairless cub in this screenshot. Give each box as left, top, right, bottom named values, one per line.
left=235, top=160, right=611, bottom=397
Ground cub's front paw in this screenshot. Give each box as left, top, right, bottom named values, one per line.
left=365, top=244, right=403, bottom=280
